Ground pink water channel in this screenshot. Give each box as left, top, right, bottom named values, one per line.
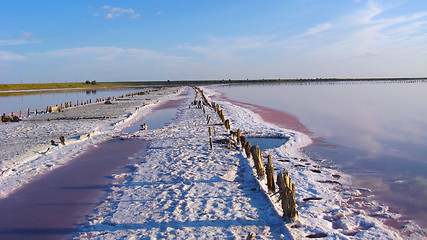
left=0, top=98, right=183, bottom=240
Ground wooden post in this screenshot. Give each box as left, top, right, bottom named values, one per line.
left=277, top=170, right=298, bottom=221
left=266, top=155, right=276, bottom=192
left=59, top=136, right=65, bottom=145
left=246, top=233, right=256, bottom=240
left=236, top=129, right=242, bottom=145
left=250, top=145, right=265, bottom=178
left=240, top=135, right=246, bottom=147
left=244, top=142, right=252, bottom=158
left=27, top=108, right=30, bottom=117
left=224, top=119, right=230, bottom=130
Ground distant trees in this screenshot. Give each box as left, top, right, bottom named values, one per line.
left=85, top=80, right=97, bottom=85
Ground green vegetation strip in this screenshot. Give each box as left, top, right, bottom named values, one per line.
left=1, top=78, right=425, bottom=94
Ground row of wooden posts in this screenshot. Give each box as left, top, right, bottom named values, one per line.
left=2, top=87, right=167, bottom=122
left=193, top=86, right=298, bottom=222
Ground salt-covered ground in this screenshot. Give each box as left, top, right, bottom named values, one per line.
left=1, top=85, right=425, bottom=239
left=0, top=87, right=183, bottom=199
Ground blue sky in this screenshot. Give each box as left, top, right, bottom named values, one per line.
left=1, top=0, right=426, bottom=83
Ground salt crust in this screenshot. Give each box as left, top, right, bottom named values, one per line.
left=0, top=87, right=183, bottom=199
left=1, top=86, right=425, bottom=239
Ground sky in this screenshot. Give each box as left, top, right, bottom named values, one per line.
left=1, top=0, right=426, bottom=83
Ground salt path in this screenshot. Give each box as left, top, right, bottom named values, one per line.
left=72, top=88, right=292, bottom=239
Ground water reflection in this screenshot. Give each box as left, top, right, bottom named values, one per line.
left=212, top=80, right=427, bottom=227
left=0, top=88, right=146, bottom=115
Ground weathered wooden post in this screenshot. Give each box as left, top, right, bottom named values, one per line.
left=244, top=142, right=252, bottom=158
left=27, top=108, right=30, bottom=117
left=240, top=135, right=246, bottom=147
left=266, top=155, right=276, bottom=192
left=250, top=145, right=265, bottom=178
left=59, top=136, right=65, bottom=145
left=209, top=127, right=213, bottom=150
left=246, top=232, right=256, bottom=240
left=277, top=170, right=298, bottom=221
left=236, top=129, right=242, bottom=145
left=224, top=119, right=230, bottom=131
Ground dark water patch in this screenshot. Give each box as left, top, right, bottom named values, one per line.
left=0, top=138, right=147, bottom=240
left=246, top=137, right=287, bottom=151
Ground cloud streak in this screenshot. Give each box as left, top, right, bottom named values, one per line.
left=0, top=51, right=25, bottom=61
left=100, top=5, right=141, bottom=19
left=302, top=23, right=331, bottom=36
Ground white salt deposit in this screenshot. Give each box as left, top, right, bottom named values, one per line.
left=1, top=85, right=425, bottom=239
left=0, top=87, right=183, bottom=198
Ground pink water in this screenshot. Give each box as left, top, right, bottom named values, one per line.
left=0, top=138, right=147, bottom=240
left=212, top=81, right=427, bottom=229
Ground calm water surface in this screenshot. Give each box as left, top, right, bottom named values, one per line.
left=0, top=88, right=147, bottom=115
left=212, top=80, right=427, bottom=227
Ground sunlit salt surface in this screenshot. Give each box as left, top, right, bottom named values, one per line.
left=212, top=80, right=427, bottom=228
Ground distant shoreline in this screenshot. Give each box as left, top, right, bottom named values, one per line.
left=1, top=77, right=426, bottom=96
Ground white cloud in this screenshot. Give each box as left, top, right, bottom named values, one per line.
left=0, top=39, right=41, bottom=46
left=0, top=51, right=25, bottom=61
left=302, top=23, right=331, bottom=36
left=102, top=6, right=140, bottom=19
left=21, top=31, right=34, bottom=38
left=31, top=47, right=187, bottom=62
left=22, top=46, right=193, bottom=81
left=181, top=36, right=274, bottom=62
